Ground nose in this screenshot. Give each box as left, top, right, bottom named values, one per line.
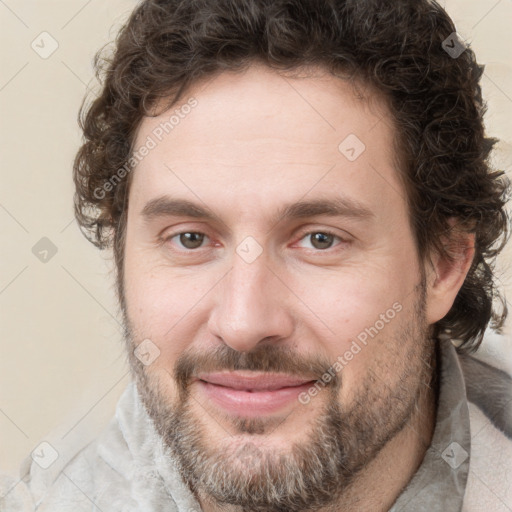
left=207, top=251, right=294, bottom=352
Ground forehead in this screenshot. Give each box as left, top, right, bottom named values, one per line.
left=129, top=63, right=406, bottom=223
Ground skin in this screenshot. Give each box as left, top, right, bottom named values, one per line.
left=122, top=63, right=474, bottom=511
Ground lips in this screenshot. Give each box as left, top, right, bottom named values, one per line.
left=195, top=371, right=317, bottom=417
left=197, top=372, right=315, bottom=391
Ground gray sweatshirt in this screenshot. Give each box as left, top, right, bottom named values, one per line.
left=1, top=339, right=511, bottom=511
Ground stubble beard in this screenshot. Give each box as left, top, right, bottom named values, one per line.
left=123, top=285, right=434, bottom=512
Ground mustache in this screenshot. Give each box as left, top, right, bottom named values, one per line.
left=173, top=343, right=341, bottom=394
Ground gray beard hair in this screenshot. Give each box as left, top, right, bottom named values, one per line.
left=123, top=287, right=433, bottom=512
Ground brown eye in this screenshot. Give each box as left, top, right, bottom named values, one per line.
left=296, top=231, right=341, bottom=251
left=177, top=232, right=206, bottom=249
left=309, top=232, right=335, bottom=250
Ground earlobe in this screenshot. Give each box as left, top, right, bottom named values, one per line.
left=425, top=228, right=475, bottom=325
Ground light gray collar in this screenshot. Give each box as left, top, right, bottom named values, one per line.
left=390, top=339, right=470, bottom=511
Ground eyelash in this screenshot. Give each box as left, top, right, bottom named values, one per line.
left=161, top=229, right=347, bottom=253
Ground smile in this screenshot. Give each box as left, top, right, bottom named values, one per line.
left=195, top=372, right=316, bottom=417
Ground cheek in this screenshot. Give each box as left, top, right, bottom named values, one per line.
left=292, top=266, right=415, bottom=392
left=295, top=269, right=404, bottom=340
left=123, top=259, right=215, bottom=365
left=124, top=241, right=197, bottom=326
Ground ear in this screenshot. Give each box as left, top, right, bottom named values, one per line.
left=425, top=220, right=475, bottom=325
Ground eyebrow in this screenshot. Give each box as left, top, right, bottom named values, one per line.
left=140, top=195, right=374, bottom=227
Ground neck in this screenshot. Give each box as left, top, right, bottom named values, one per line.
left=331, top=373, right=438, bottom=511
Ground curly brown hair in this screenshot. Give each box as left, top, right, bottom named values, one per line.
left=73, top=0, right=510, bottom=352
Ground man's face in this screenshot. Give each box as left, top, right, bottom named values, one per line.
left=122, top=64, right=434, bottom=511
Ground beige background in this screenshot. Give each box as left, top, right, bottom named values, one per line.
left=1, top=0, right=511, bottom=476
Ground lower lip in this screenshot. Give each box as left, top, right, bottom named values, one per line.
left=197, top=380, right=314, bottom=417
